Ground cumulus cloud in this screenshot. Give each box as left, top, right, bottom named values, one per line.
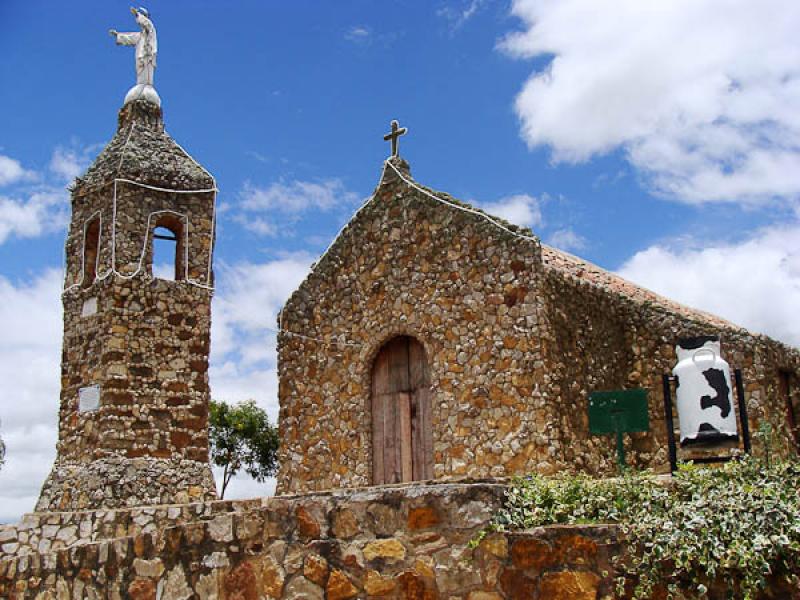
left=500, top=0, right=800, bottom=204
left=0, top=270, right=63, bottom=523
left=238, top=179, right=360, bottom=236
left=618, top=223, right=800, bottom=347
left=547, top=228, right=587, bottom=252
left=49, top=146, right=90, bottom=182
left=0, top=253, right=315, bottom=521
left=211, top=254, right=314, bottom=415
left=480, top=193, right=543, bottom=229
left=0, top=154, right=35, bottom=187
left=0, top=190, right=69, bottom=245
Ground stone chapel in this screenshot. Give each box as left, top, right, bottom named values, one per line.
left=276, top=154, right=800, bottom=494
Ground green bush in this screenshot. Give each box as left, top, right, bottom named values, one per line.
left=490, top=457, right=800, bottom=599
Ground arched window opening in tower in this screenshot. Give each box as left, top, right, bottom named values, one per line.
left=82, top=218, right=101, bottom=288
left=152, top=216, right=184, bottom=281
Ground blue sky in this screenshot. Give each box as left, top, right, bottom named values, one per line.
left=1, top=0, right=799, bottom=522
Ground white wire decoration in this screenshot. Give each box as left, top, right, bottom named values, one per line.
left=64, top=122, right=218, bottom=294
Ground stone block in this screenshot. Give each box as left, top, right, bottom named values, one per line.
left=363, top=539, right=406, bottom=563
left=538, top=570, right=600, bottom=600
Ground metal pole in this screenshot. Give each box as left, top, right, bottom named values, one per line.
left=662, top=374, right=678, bottom=474
left=615, top=423, right=626, bottom=474
left=734, top=369, right=752, bottom=454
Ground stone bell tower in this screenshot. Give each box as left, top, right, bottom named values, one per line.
left=36, top=97, right=218, bottom=511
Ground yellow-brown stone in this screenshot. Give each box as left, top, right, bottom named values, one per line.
left=363, top=539, right=407, bottom=562
left=466, top=593, right=503, bottom=600
left=326, top=569, right=359, bottom=600
left=303, top=553, right=329, bottom=586
left=480, top=534, right=508, bottom=559
left=364, top=571, right=396, bottom=596
left=261, top=560, right=285, bottom=599
left=397, top=571, right=437, bottom=600
left=538, top=571, right=600, bottom=600
left=510, top=538, right=554, bottom=571
left=554, top=534, right=598, bottom=565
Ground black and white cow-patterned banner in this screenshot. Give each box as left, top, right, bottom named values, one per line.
left=673, top=336, right=739, bottom=446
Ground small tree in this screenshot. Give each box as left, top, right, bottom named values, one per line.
left=208, top=399, right=279, bottom=499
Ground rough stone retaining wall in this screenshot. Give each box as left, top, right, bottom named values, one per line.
left=0, top=497, right=264, bottom=560
left=1, top=482, right=797, bottom=599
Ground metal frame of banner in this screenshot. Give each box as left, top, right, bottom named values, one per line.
left=661, top=368, right=752, bottom=474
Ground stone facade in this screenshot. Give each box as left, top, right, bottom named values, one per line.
left=1, top=482, right=796, bottom=599
left=36, top=99, right=218, bottom=511
left=277, top=157, right=800, bottom=494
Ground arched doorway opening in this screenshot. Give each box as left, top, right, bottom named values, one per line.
left=371, top=336, right=433, bottom=484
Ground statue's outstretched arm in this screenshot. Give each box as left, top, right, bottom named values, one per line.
left=110, top=31, right=140, bottom=46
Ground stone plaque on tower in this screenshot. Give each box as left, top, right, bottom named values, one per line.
left=36, top=10, right=218, bottom=511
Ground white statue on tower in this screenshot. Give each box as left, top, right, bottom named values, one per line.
left=109, top=7, right=161, bottom=107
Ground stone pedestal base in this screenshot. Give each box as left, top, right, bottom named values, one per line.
left=35, top=457, right=216, bottom=512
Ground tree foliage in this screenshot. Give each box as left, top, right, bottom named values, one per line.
left=208, top=399, right=279, bottom=499
left=489, top=455, right=800, bottom=599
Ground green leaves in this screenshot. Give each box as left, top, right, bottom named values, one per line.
left=494, top=457, right=800, bottom=599
left=208, top=399, right=279, bottom=499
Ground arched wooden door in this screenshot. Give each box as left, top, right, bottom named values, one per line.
left=371, top=336, right=433, bottom=484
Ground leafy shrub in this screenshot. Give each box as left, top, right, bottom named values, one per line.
left=490, top=457, right=800, bottom=599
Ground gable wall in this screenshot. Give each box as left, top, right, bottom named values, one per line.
left=277, top=173, right=561, bottom=493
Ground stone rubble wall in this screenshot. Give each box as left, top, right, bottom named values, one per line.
left=277, top=166, right=557, bottom=493
left=0, top=497, right=264, bottom=560
left=277, top=162, right=800, bottom=494
left=542, top=259, right=800, bottom=472
left=40, top=98, right=219, bottom=512
left=2, top=482, right=796, bottom=599
left=56, top=276, right=213, bottom=469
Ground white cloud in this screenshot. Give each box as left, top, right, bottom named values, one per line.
left=0, top=252, right=314, bottom=522
left=500, top=0, right=800, bottom=204
left=0, top=155, right=35, bottom=187
left=618, top=223, right=800, bottom=347
left=49, top=147, right=89, bottom=182
left=344, top=26, right=372, bottom=44
left=241, top=179, right=358, bottom=214
left=0, top=190, right=69, bottom=245
left=237, top=178, right=360, bottom=237
left=0, top=270, right=63, bottom=523
left=438, top=0, right=488, bottom=31
left=547, top=227, right=586, bottom=252
left=480, top=193, right=542, bottom=229
left=211, top=254, right=314, bottom=419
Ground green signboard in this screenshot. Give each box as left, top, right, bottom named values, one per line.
left=588, top=388, right=650, bottom=471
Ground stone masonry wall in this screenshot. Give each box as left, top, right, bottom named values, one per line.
left=277, top=160, right=800, bottom=493
left=0, top=498, right=264, bottom=559
left=278, top=162, right=557, bottom=493
left=37, top=99, right=218, bottom=511
left=2, top=482, right=797, bottom=599
left=542, top=249, right=800, bottom=473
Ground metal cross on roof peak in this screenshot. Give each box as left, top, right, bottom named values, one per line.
left=383, top=120, right=408, bottom=157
